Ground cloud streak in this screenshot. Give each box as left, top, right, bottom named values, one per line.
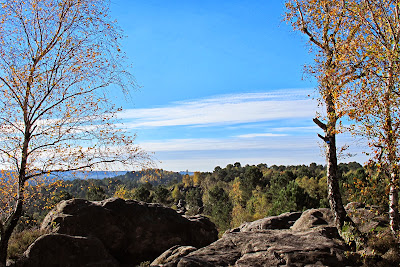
left=236, top=133, right=288, bottom=138
left=114, top=89, right=370, bottom=171
left=139, top=135, right=317, bottom=152
left=139, top=133, right=370, bottom=171
left=119, top=90, right=317, bottom=128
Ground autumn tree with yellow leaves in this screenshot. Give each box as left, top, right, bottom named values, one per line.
left=343, top=0, right=400, bottom=237
left=0, top=0, right=151, bottom=265
left=287, top=0, right=400, bottom=240
left=285, top=0, right=365, bottom=236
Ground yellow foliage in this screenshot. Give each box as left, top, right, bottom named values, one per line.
left=182, top=174, right=192, bottom=187
left=171, top=186, right=182, bottom=201
left=193, top=172, right=201, bottom=186
left=114, top=185, right=131, bottom=199
left=229, top=177, right=242, bottom=205
left=231, top=204, right=251, bottom=228
left=296, top=176, right=326, bottom=200
left=246, top=187, right=271, bottom=221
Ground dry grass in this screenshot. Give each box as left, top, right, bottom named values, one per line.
left=7, top=227, right=49, bottom=261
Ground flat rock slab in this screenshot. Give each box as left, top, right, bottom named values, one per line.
left=151, top=210, right=350, bottom=266
left=233, top=211, right=303, bottom=232
left=154, top=227, right=351, bottom=267
left=153, top=204, right=389, bottom=267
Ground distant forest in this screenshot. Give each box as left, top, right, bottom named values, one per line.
left=19, top=161, right=385, bottom=234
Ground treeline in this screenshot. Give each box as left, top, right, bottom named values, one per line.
left=20, top=162, right=386, bottom=233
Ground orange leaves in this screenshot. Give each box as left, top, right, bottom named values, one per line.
left=339, top=1, right=400, bottom=169
left=0, top=0, right=150, bottom=241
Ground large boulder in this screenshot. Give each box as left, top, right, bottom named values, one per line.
left=345, top=203, right=389, bottom=233
left=232, top=211, right=302, bottom=232
left=291, top=208, right=334, bottom=232
left=40, top=198, right=218, bottom=266
left=153, top=204, right=392, bottom=266
left=151, top=245, right=197, bottom=266
left=152, top=228, right=350, bottom=267
left=151, top=208, right=355, bottom=267
left=16, top=233, right=118, bottom=267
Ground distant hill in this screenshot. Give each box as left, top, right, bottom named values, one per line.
left=55, top=171, right=127, bottom=180
left=0, top=170, right=128, bottom=181
left=112, top=169, right=182, bottom=186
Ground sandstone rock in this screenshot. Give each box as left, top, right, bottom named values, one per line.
left=346, top=204, right=388, bottom=233
left=158, top=228, right=351, bottom=267
left=291, top=208, right=334, bottom=232
left=382, top=247, right=400, bottom=263
left=152, top=207, right=367, bottom=267
left=41, top=198, right=218, bottom=266
left=290, top=203, right=389, bottom=234
left=151, top=245, right=197, bottom=266
left=345, top=202, right=365, bottom=210
left=29, top=201, right=387, bottom=267
left=232, top=211, right=302, bottom=232
left=16, top=233, right=118, bottom=267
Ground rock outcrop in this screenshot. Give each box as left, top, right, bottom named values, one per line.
left=345, top=202, right=388, bottom=233
left=37, top=198, right=218, bottom=266
left=152, top=204, right=390, bottom=266
left=232, top=211, right=302, bottom=232
left=291, top=208, right=334, bottom=232
left=151, top=245, right=197, bottom=266
left=15, top=200, right=391, bottom=267
left=17, top=233, right=119, bottom=267
left=152, top=210, right=351, bottom=267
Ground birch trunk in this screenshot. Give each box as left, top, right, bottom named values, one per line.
left=386, top=66, right=399, bottom=236
left=314, top=92, right=348, bottom=229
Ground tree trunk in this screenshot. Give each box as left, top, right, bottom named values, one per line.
left=0, top=198, right=24, bottom=267
left=385, top=66, right=399, bottom=237
left=314, top=95, right=364, bottom=248
left=314, top=93, right=348, bottom=229
left=326, top=131, right=348, bottom=229
left=0, top=121, right=30, bottom=266
left=389, top=172, right=399, bottom=235
left=386, top=118, right=399, bottom=236
left=0, top=238, right=7, bottom=267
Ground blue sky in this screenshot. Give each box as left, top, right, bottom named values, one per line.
left=109, top=0, right=369, bottom=171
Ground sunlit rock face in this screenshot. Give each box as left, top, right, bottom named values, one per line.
left=37, top=198, right=218, bottom=266
left=152, top=205, right=390, bottom=267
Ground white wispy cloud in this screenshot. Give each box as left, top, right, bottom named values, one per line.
left=236, top=133, right=288, bottom=138
left=113, top=89, right=372, bottom=171
left=271, top=126, right=320, bottom=132
left=142, top=133, right=370, bottom=171
left=118, top=90, right=317, bottom=128
left=139, top=136, right=317, bottom=152
left=139, top=136, right=321, bottom=171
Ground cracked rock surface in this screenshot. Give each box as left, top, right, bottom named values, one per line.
left=152, top=210, right=355, bottom=267
left=38, top=198, right=218, bottom=266
left=152, top=229, right=349, bottom=266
